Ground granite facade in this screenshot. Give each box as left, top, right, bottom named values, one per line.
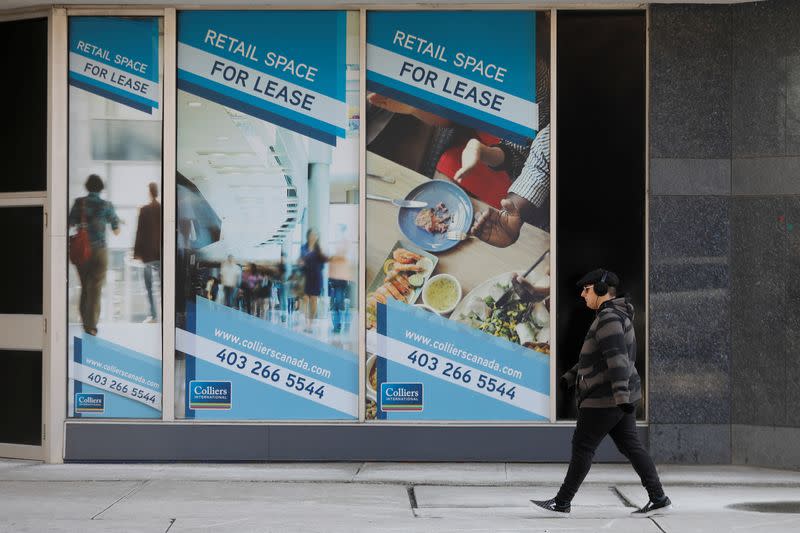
left=649, top=424, right=731, bottom=465
left=650, top=4, right=731, bottom=159
left=649, top=197, right=730, bottom=428
left=731, top=198, right=787, bottom=427
left=649, top=1, right=800, bottom=467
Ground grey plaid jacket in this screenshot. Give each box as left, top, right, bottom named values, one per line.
left=562, top=297, right=642, bottom=408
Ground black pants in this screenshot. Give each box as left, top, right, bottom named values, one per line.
left=556, top=406, right=664, bottom=503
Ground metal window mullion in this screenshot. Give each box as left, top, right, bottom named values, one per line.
left=0, top=197, right=46, bottom=207
left=64, top=8, right=164, bottom=17
left=643, top=5, right=651, bottom=425
left=357, top=8, right=367, bottom=422
left=0, top=8, right=49, bottom=23
left=549, top=7, right=558, bottom=424
left=0, top=443, right=43, bottom=461
left=162, top=7, right=177, bottom=422
left=45, top=6, right=68, bottom=464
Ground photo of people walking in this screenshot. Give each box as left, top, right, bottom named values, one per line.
left=66, top=29, right=164, bottom=418
left=68, top=174, right=120, bottom=336
left=183, top=216, right=357, bottom=352
left=134, top=182, right=162, bottom=323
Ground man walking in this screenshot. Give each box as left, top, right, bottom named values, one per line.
left=531, top=268, right=671, bottom=518
left=134, top=182, right=161, bottom=323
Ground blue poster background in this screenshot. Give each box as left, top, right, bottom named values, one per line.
left=177, top=11, right=347, bottom=145
left=69, top=17, right=160, bottom=113
left=182, top=297, right=358, bottom=420
left=367, top=11, right=536, bottom=141
left=73, top=335, right=162, bottom=419
left=376, top=300, right=549, bottom=421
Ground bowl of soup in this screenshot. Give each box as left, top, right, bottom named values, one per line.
left=422, top=274, right=462, bottom=315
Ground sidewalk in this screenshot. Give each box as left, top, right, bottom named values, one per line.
left=1, top=460, right=800, bottom=532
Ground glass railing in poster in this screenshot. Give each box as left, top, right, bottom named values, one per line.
left=67, top=16, right=164, bottom=418
left=365, top=11, right=552, bottom=420
left=174, top=11, right=360, bottom=420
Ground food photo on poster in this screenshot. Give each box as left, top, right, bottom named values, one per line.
left=174, top=10, right=361, bottom=420
left=66, top=16, right=163, bottom=419
left=365, top=11, right=552, bottom=421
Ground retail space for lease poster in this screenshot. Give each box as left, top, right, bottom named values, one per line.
left=365, top=11, right=552, bottom=420
left=175, top=11, right=360, bottom=420
left=67, top=16, right=163, bottom=418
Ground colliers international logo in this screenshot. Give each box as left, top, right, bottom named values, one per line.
left=75, top=393, right=105, bottom=413
left=189, top=381, right=232, bottom=410
left=380, top=383, right=423, bottom=412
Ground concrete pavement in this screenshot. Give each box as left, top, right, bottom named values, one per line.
left=1, top=460, right=800, bottom=532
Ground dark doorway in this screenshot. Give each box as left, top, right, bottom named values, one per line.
left=0, top=18, right=47, bottom=193
left=0, top=17, right=47, bottom=450
left=556, top=11, right=647, bottom=419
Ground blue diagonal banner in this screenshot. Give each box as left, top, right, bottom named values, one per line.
left=69, top=17, right=160, bottom=114
left=177, top=11, right=348, bottom=146
left=367, top=11, right=538, bottom=142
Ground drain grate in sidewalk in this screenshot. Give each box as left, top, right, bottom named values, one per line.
left=727, top=501, right=800, bottom=514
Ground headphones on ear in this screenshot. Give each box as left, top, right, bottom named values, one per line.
left=594, top=270, right=609, bottom=296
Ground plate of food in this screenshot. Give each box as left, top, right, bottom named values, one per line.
left=450, top=269, right=551, bottom=355
left=397, top=180, right=473, bottom=252
left=366, top=240, right=438, bottom=330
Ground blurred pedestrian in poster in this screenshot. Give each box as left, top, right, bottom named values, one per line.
left=298, top=229, right=329, bottom=333
left=328, top=224, right=353, bottom=335
left=287, top=264, right=305, bottom=321
left=205, top=276, right=220, bottom=303
left=134, top=182, right=162, bottom=323
left=68, top=174, right=120, bottom=336
left=241, top=263, right=261, bottom=316
left=270, top=255, right=287, bottom=317
left=220, top=255, right=242, bottom=308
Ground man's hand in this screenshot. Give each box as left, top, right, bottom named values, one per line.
left=454, top=138, right=484, bottom=183
left=367, top=93, right=416, bottom=115
left=511, top=272, right=537, bottom=301
left=470, top=198, right=523, bottom=248
left=455, top=141, right=508, bottom=183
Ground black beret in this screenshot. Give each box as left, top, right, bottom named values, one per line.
left=576, top=268, right=620, bottom=288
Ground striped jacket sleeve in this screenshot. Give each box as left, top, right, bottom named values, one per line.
left=595, top=310, right=632, bottom=405
left=507, top=125, right=550, bottom=208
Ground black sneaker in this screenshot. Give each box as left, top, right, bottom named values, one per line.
left=530, top=497, right=571, bottom=517
left=631, top=496, right=672, bottom=518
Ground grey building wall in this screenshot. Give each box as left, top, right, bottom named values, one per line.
left=649, top=0, right=800, bottom=468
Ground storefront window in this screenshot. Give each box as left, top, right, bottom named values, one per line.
left=365, top=11, right=552, bottom=420
left=67, top=16, right=164, bottom=418
left=1, top=18, right=47, bottom=193
left=174, top=10, right=360, bottom=420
